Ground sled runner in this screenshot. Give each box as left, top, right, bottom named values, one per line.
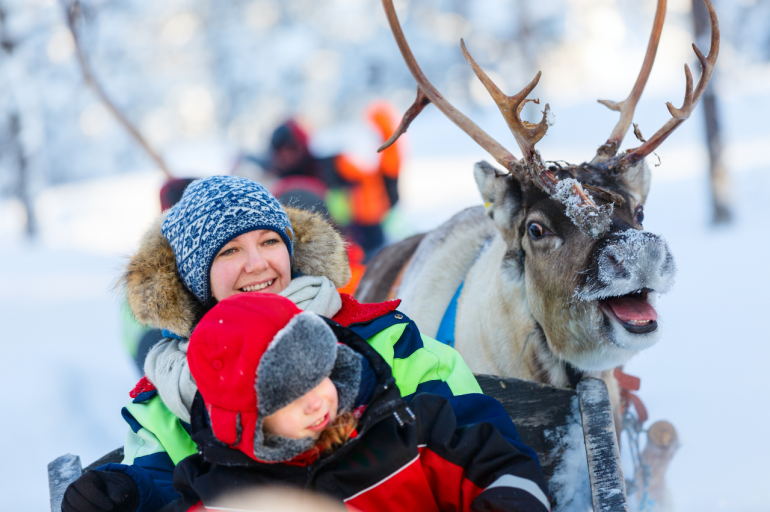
left=48, top=376, right=628, bottom=511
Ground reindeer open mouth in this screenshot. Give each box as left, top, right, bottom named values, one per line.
left=574, top=230, right=675, bottom=341
left=599, top=288, right=658, bottom=334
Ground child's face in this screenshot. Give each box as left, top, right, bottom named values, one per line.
left=263, top=377, right=339, bottom=440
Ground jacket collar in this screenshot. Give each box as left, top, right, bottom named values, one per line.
left=332, top=293, right=401, bottom=327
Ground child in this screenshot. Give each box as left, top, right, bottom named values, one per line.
left=167, top=293, right=551, bottom=512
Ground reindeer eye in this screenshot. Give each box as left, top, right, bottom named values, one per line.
left=528, top=223, right=546, bottom=239
left=635, top=206, right=644, bottom=224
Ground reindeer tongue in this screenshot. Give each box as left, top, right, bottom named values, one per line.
left=604, top=295, right=658, bottom=324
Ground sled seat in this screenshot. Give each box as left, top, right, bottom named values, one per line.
left=475, top=375, right=628, bottom=511
left=48, top=376, right=627, bottom=512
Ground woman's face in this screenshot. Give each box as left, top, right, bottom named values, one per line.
left=262, top=377, right=339, bottom=440
left=209, top=229, right=291, bottom=301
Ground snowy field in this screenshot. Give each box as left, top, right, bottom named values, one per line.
left=1, top=99, right=769, bottom=511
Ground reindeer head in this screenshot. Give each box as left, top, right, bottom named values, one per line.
left=381, top=0, right=718, bottom=371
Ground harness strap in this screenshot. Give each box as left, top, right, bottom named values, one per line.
left=435, top=283, right=463, bottom=347
left=435, top=238, right=492, bottom=347
left=615, top=367, right=648, bottom=423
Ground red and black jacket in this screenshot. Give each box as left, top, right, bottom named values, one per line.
left=166, top=320, right=551, bottom=512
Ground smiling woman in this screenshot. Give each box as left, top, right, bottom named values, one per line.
left=58, top=175, right=520, bottom=512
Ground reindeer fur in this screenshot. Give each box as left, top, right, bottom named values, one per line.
left=358, top=160, right=676, bottom=431
left=397, top=207, right=497, bottom=336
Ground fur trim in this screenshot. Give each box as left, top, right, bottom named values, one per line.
left=288, top=207, right=350, bottom=287
left=253, top=313, right=362, bottom=463
left=257, top=312, right=338, bottom=418
left=330, top=344, right=363, bottom=414
left=120, top=207, right=350, bottom=337
left=257, top=431, right=317, bottom=464
left=122, top=212, right=201, bottom=338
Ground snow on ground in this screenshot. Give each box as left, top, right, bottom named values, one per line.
left=1, top=97, right=769, bottom=509
left=0, top=246, right=138, bottom=511
left=623, top=167, right=770, bottom=511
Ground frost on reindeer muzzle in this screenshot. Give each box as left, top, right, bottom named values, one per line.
left=575, top=230, right=676, bottom=335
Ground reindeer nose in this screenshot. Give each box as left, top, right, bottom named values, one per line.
left=600, top=230, right=676, bottom=291
left=604, top=249, right=630, bottom=279
left=577, top=230, right=676, bottom=302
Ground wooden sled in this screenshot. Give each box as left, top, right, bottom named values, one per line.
left=48, top=376, right=628, bottom=512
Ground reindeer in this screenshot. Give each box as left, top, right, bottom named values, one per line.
left=357, top=0, right=719, bottom=431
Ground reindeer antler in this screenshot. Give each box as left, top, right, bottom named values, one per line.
left=592, top=0, right=667, bottom=164
left=460, top=41, right=552, bottom=166
left=378, top=0, right=517, bottom=171
left=377, top=87, right=431, bottom=153
left=62, top=0, right=173, bottom=178
left=622, top=0, right=719, bottom=167
left=380, top=0, right=612, bottom=237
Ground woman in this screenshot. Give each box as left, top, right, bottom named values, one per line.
left=61, top=176, right=533, bottom=512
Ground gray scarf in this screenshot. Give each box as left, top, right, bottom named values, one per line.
left=144, top=276, right=342, bottom=423
left=278, top=275, right=342, bottom=318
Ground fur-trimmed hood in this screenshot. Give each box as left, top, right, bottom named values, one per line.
left=121, top=206, right=350, bottom=338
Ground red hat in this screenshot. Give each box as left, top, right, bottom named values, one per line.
left=188, top=293, right=361, bottom=462
left=159, top=178, right=195, bottom=212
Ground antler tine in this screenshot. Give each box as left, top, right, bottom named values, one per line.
left=592, top=0, right=667, bottom=164
left=623, top=0, right=719, bottom=166
left=378, top=87, right=430, bottom=153
left=460, top=40, right=551, bottom=164
left=459, top=35, right=615, bottom=235
left=380, top=0, right=517, bottom=171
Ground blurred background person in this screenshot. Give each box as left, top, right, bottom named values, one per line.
left=234, top=102, right=403, bottom=262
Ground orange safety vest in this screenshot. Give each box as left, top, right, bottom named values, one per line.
left=334, top=102, right=402, bottom=226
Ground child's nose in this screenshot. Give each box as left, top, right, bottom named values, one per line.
left=304, top=393, right=323, bottom=414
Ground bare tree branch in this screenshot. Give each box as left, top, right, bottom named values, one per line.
left=61, top=0, right=173, bottom=178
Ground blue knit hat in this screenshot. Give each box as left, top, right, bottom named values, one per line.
left=161, top=176, right=294, bottom=302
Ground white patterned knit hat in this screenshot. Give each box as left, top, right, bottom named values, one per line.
left=161, top=176, right=294, bottom=302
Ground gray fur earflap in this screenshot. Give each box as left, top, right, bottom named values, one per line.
left=330, top=344, right=362, bottom=415
left=256, top=312, right=338, bottom=418
left=251, top=312, right=362, bottom=463
left=256, top=431, right=317, bottom=463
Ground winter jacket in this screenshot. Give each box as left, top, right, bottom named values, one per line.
left=104, top=295, right=518, bottom=512
left=97, top=207, right=525, bottom=512
left=165, top=319, right=550, bottom=512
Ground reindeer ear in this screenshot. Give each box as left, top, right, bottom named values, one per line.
left=474, top=161, right=508, bottom=206
left=621, top=159, right=652, bottom=204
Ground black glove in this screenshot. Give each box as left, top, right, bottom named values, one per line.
left=62, top=470, right=139, bottom=512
